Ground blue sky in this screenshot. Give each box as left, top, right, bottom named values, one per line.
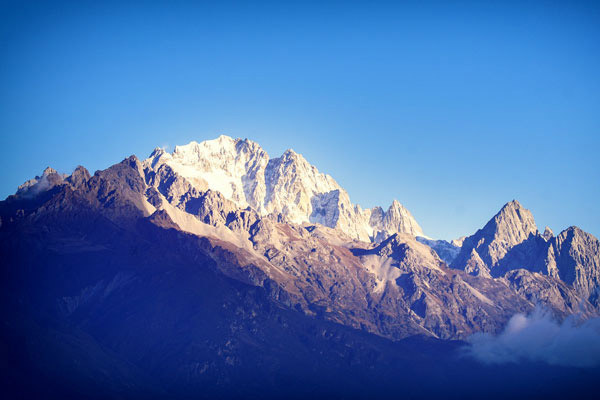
left=1, top=0, right=599, bottom=240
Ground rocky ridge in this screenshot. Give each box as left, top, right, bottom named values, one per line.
left=451, top=200, right=600, bottom=308
left=3, top=136, right=599, bottom=399
left=2, top=136, right=599, bottom=343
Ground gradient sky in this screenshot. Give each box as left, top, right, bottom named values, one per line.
left=1, top=0, right=599, bottom=240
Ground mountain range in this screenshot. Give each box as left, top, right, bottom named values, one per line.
left=1, top=135, right=599, bottom=398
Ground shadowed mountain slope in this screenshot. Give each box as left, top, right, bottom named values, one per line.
left=2, top=138, right=599, bottom=398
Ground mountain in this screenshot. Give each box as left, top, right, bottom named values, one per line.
left=143, top=135, right=423, bottom=242
left=450, top=200, right=539, bottom=278
left=1, top=135, right=599, bottom=398
left=451, top=200, right=600, bottom=310
left=550, top=226, right=600, bottom=306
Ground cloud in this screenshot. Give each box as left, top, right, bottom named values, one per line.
left=464, top=307, right=600, bottom=367
left=30, top=174, right=53, bottom=194
left=16, top=175, right=52, bottom=199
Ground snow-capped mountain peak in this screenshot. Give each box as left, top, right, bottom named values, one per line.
left=143, top=135, right=423, bottom=242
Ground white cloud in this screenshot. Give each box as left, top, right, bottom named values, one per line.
left=465, top=307, right=600, bottom=367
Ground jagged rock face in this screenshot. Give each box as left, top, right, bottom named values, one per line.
left=503, top=269, right=594, bottom=317
left=65, top=165, right=91, bottom=188
left=143, top=135, right=268, bottom=210
left=542, top=226, right=554, bottom=241
left=144, top=162, right=201, bottom=208
left=143, top=157, right=259, bottom=235
left=451, top=200, right=600, bottom=309
left=370, top=200, right=424, bottom=241
left=349, top=234, right=528, bottom=338
left=463, top=248, right=491, bottom=278
left=246, top=223, right=529, bottom=339
left=262, top=149, right=371, bottom=240
left=83, top=156, right=156, bottom=223
left=550, top=227, right=600, bottom=306
left=451, top=200, right=539, bottom=275
left=143, top=135, right=422, bottom=241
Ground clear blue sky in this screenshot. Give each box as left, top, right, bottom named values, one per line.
left=1, top=0, right=599, bottom=240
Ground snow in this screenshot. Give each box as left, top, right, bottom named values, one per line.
left=143, top=135, right=425, bottom=242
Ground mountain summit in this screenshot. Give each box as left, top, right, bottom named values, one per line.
left=451, top=200, right=539, bottom=277
left=143, top=135, right=423, bottom=241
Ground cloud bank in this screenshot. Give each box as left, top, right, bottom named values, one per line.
left=465, top=307, right=600, bottom=367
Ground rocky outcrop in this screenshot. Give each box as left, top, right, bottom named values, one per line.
left=550, top=227, right=600, bottom=306
left=65, top=165, right=91, bottom=188
left=370, top=200, right=424, bottom=241
left=542, top=226, right=554, bottom=241
left=503, top=269, right=595, bottom=316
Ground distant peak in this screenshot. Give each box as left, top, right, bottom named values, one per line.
left=557, top=226, right=599, bottom=243
left=216, top=134, right=236, bottom=142
left=493, top=200, right=536, bottom=224
left=564, top=226, right=584, bottom=235
left=235, top=137, right=264, bottom=153
left=280, top=148, right=307, bottom=164
left=542, top=226, right=554, bottom=240
left=124, top=155, right=139, bottom=163
left=42, top=166, right=57, bottom=176
left=501, top=199, right=523, bottom=210
left=492, top=200, right=535, bottom=226
left=149, top=147, right=166, bottom=157
left=67, top=165, right=91, bottom=187
left=390, top=199, right=404, bottom=209
left=71, top=165, right=90, bottom=177
left=387, top=200, right=412, bottom=215
left=172, top=141, right=197, bottom=153
left=462, top=199, right=539, bottom=267
left=172, top=136, right=252, bottom=156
